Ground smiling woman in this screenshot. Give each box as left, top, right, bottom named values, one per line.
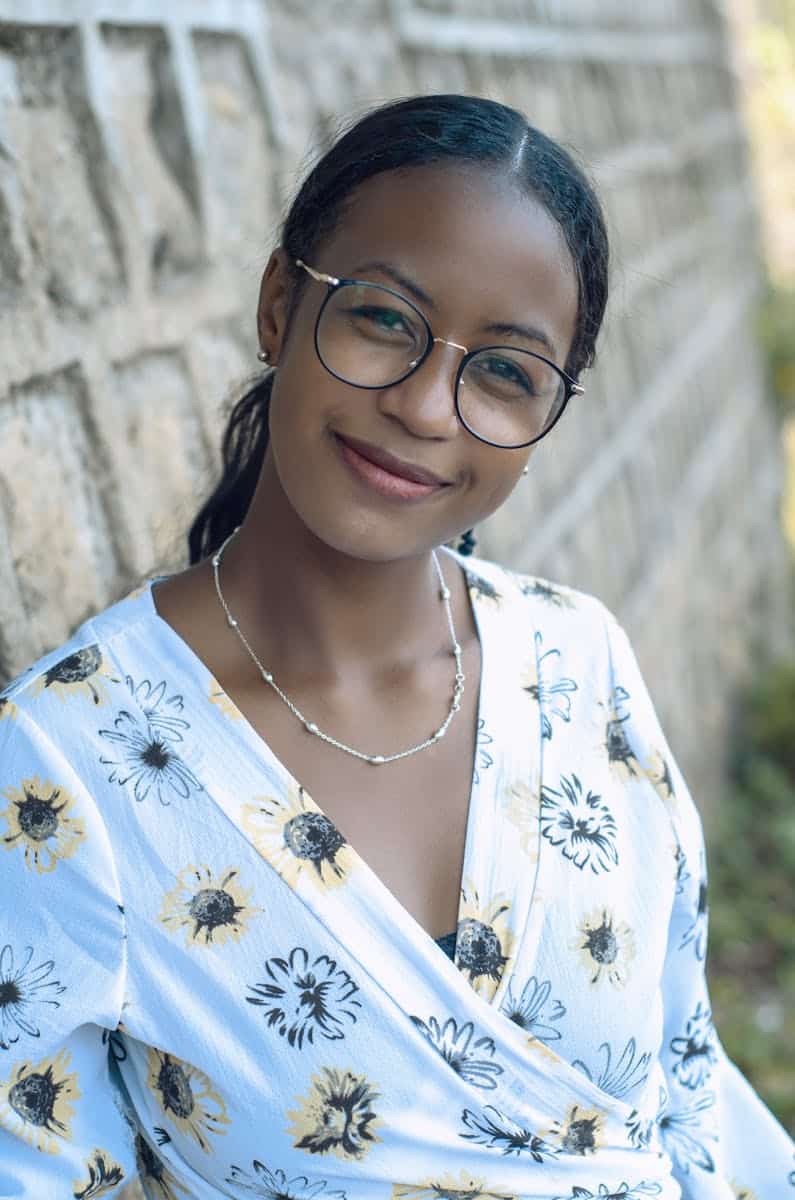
left=0, top=94, right=792, bottom=1199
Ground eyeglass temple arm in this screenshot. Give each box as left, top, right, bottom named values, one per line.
left=296, top=259, right=340, bottom=287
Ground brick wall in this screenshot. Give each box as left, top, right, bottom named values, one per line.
left=0, top=0, right=791, bottom=808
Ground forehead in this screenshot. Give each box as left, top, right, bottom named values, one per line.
left=316, top=164, right=579, bottom=356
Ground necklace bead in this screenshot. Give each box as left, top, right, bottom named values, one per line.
left=212, top=527, right=465, bottom=766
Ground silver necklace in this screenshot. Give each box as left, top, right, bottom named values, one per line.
left=211, top=528, right=465, bottom=766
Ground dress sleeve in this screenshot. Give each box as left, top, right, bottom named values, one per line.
left=602, top=614, right=794, bottom=1198
left=0, top=703, right=139, bottom=1198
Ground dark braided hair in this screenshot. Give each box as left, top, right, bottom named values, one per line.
left=188, top=94, right=609, bottom=564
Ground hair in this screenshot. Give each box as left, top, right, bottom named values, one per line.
left=188, top=93, right=610, bottom=564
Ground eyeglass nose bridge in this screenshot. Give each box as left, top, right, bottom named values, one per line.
left=432, top=335, right=468, bottom=353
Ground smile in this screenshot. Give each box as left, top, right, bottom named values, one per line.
left=334, top=434, right=451, bottom=501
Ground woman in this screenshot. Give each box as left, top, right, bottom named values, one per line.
left=0, top=94, right=791, bottom=1199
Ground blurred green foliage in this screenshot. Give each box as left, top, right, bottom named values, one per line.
left=757, top=287, right=795, bottom=418
left=707, top=659, right=795, bottom=1134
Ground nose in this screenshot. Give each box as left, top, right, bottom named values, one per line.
left=376, top=338, right=463, bottom=440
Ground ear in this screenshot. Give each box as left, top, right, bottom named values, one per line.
left=256, top=248, right=292, bottom=363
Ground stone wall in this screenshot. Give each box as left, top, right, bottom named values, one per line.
left=0, top=0, right=791, bottom=809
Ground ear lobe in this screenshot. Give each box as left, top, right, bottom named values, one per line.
left=257, top=248, right=292, bottom=360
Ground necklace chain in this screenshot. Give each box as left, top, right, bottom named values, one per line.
left=211, top=528, right=465, bottom=766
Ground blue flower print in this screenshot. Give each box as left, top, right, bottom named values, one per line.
left=657, top=1091, right=717, bottom=1174
left=552, top=1185, right=662, bottom=1199
left=460, top=1104, right=559, bottom=1160
left=669, top=1000, right=718, bottom=1090
left=410, top=1015, right=503, bottom=1090
left=500, top=975, right=566, bottom=1042
left=99, top=676, right=202, bottom=805
left=0, top=944, right=65, bottom=1050
left=472, top=720, right=494, bottom=786
left=679, top=853, right=708, bottom=961
left=523, top=632, right=578, bottom=740
left=573, top=1037, right=651, bottom=1100
left=227, top=1158, right=348, bottom=1197
left=540, top=774, right=618, bottom=875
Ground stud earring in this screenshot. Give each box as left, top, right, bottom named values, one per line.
left=522, top=465, right=529, bottom=476
left=257, top=348, right=270, bottom=363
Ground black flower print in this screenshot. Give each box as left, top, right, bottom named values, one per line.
left=247, top=947, right=361, bottom=1048
left=243, top=785, right=353, bottom=889
left=571, top=908, right=635, bottom=988
left=657, top=1091, right=716, bottom=1174
left=0, top=694, right=17, bottom=722
left=643, top=750, right=675, bottom=803
left=603, top=686, right=643, bottom=780
left=552, top=1184, right=662, bottom=1199
left=460, top=1104, right=559, bottom=1161
left=0, top=1049, right=79, bottom=1153
left=0, top=943, right=65, bottom=1049
left=522, top=632, right=578, bottom=740
left=72, top=1148, right=125, bottom=1198
left=472, top=719, right=494, bottom=785
left=731, top=1186, right=758, bottom=1200
left=133, top=1132, right=187, bottom=1199
left=159, top=865, right=260, bottom=946
left=466, top=572, right=501, bottom=605
left=99, top=697, right=201, bottom=806
left=37, top=645, right=119, bottom=707
left=287, top=1067, right=381, bottom=1161
left=625, top=1107, right=654, bottom=1150
left=674, top=845, right=690, bottom=895
left=101, top=1026, right=127, bottom=1064
left=670, top=1001, right=718, bottom=1090
left=518, top=576, right=575, bottom=608
left=227, top=1158, right=348, bottom=1198
left=456, top=887, right=513, bottom=1001
left=680, top=869, right=708, bottom=961
left=393, top=1175, right=514, bottom=1199
left=410, top=1015, right=503, bottom=1090
left=549, top=1103, right=607, bottom=1155
left=540, top=774, right=618, bottom=875
left=501, top=975, right=565, bottom=1043
left=572, top=1038, right=651, bottom=1100
left=1, top=776, right=86, bottom=874
left=146, top=1048, right=229, bottom=1152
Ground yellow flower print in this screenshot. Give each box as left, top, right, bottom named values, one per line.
left=0, top=1049, right=80, bottom=1154
left=73, top=1148, right=125, bottom=1198
left=465, top=571, right=502, bottom=606
left=602, top=685, right=644, bottom=781
left=159, top=865, right=260, bottom=946
left=208, top=678, right=243, bottom=720
left=643, top=748, right=676, bottom=804
left=501, top=781, right=540, bottom=859
left=242, top=784, right=353, bottom=889
left=1, top=776, right=85, bottom=873
left=526, top=1034, right=564, bottom=1065
left=127, top=1132, right=188, bottom=1198
left=517, top=575, right=576, bottom=608
left=456, top=884, right=515, bottom=1001
left=288, top=1066, right=381, bottom=1160
left=146, top=1049, right=229, bottom=1152
left=32, top=645, right=119, bottom=707
left=571, top=907, right=635, bottom=988
left=731, top=1184, right=758, bottom=1200
left=548, top=1102, right=607, bottom=1154
left=0, top=694, right=18, bottom=722
left=392, top=1172, right=514, bottom=1198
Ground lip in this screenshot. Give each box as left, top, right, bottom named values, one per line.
left=334, top=433, right=452, bottom=501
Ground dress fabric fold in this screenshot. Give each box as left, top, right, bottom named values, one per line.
left=0, top=550, right=791, bottom=1199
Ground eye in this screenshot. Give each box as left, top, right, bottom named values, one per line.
left=470, top=353, right=537, bottom=396
left=348, top=305, right=415, bottom=336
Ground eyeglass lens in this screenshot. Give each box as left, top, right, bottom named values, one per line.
left=317, top=282, right=565, bottom=447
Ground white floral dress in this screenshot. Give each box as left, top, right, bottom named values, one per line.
left=0, top=551, right=792, bottom=1200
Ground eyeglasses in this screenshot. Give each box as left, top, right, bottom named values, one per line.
left=295, top=259, right=584, bottom=450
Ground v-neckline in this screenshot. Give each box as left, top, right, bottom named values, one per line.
left=145, top=546, right=492, bottom=963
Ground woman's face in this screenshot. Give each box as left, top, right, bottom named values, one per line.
left=257, top=164, right=580, bottom=561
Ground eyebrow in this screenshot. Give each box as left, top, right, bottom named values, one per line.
left=349, top=260, right=558, bottom=360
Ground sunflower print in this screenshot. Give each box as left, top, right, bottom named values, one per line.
left=547, top=1103, right=607, bottom=1155
left=287, top=1066, right=381, bottom=1160
left=247, top=946, right=361, bottom=1048
left=242, top=784, right=353, bottom=889
left=1, top=775, right=85, bottom=874
left=501, top=782, right=540, bottom=859
left=226, top=1158, right=348, bottom=1197
left=571, top=907, right=635, bottom=988
left=0, top=1048, right=79, bottom=1154
left=0, top=694, right=17, bottom=722
left=460, top=1104, right=559, bottom=1161
left=33, top=645, right=119, bottom=707
left=0, top=942, right=66, bottom=1049
left=456, top=885, right=514, bottom=1001
left=540, top=773, right=618, bottom=875
left=72, top=1148, right=125, bottom=1198
left=128, top=1132, right=188, bottom=1198
left=517, top=575, right=575, bottom=608
left=602, top=685, right=643, bottom=781
left=392, top=1173, right=514, bottom=1198
left=732, top=1185, right=758, bottom=1200
left=208, top=677, right=243, bottom=721
left=523, top=632, right=578, bottom=740
left=466, top=572, right=501, bottom=605
left=642, top=748, right=675, bottom=803
left=159, top=865, right=260, bottom=947
left=146, top=1049, right=229, bottom=1152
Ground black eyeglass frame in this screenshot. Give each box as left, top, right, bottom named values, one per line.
left=295, top=258, right=585, bottom=450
